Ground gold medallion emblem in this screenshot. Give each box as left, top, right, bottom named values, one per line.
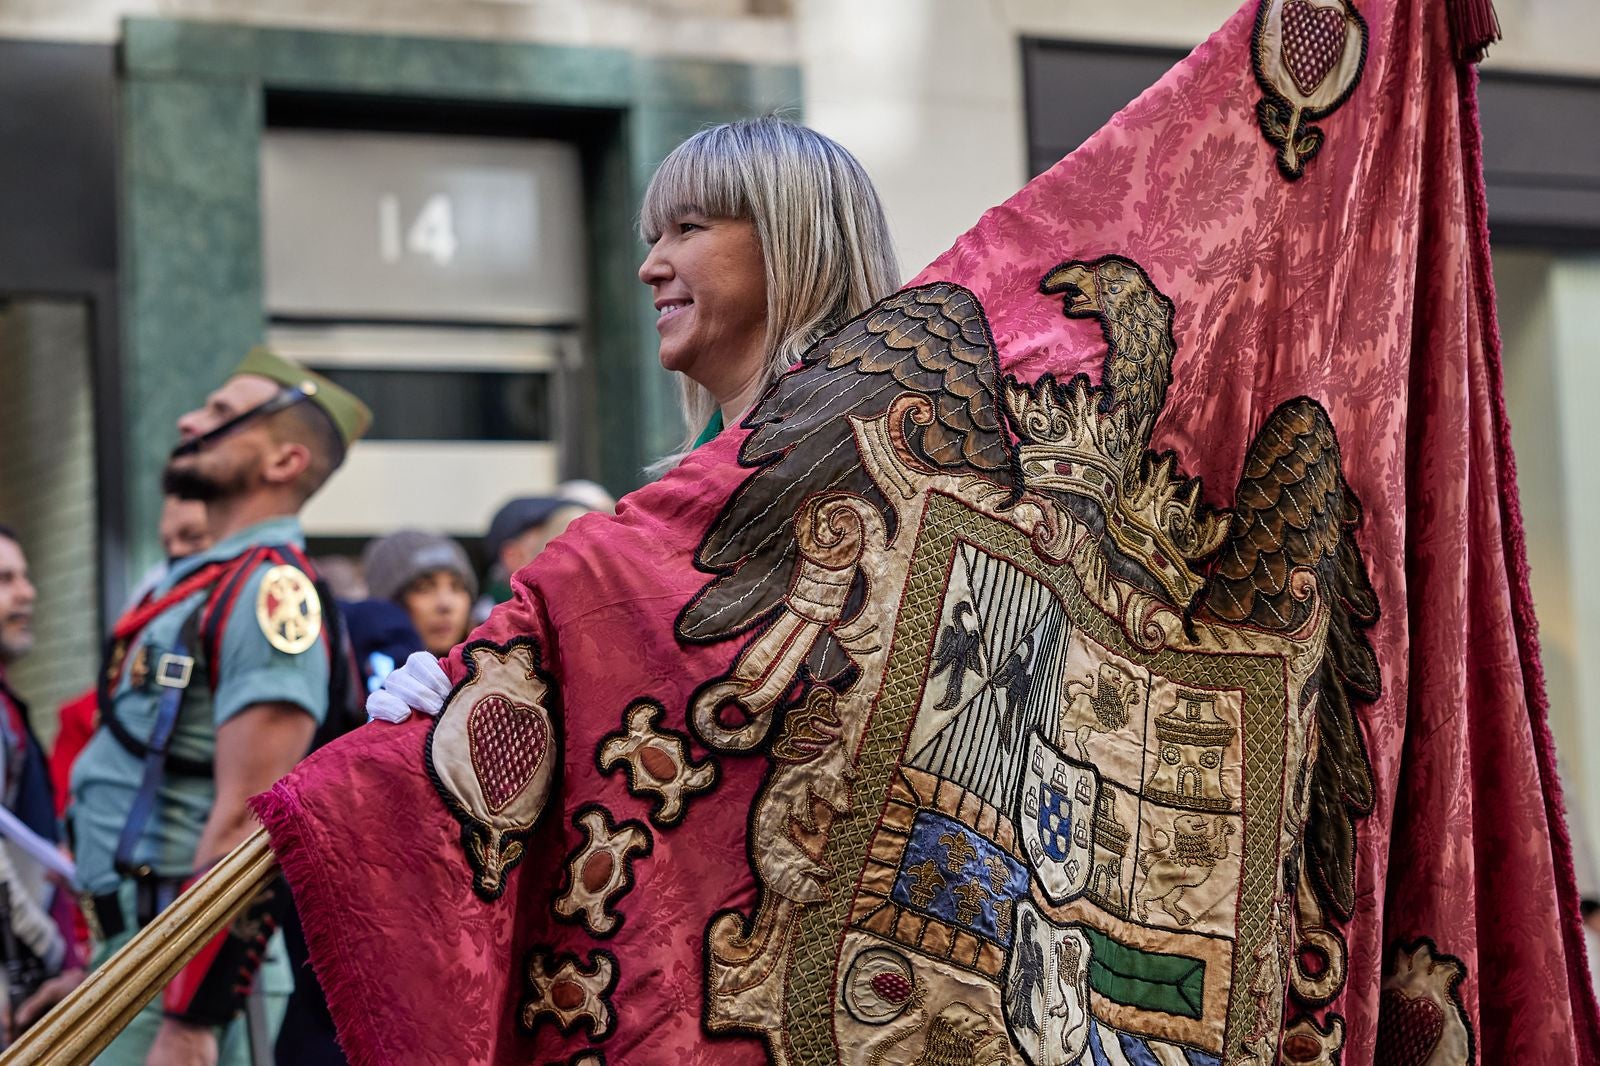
left=256, top=565, right=322, bottom=655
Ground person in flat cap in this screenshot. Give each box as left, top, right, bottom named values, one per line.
left=474, top=494, right=596, bottom=623
left=64, top=347, right=370, bottom=1065
left=362, top=531, right=477, bottom=658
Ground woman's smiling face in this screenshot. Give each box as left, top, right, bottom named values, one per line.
left=638, top=212, right=769, bottom=398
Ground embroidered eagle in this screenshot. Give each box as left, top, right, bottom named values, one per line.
left=679, top=255, right=1378, bottom=926
left=676, top=283, right=1016, bottom=681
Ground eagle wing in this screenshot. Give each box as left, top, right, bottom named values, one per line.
left=677, top=283, right=1015, bottom=679
left=1200, top=398, right=1379, bottom=921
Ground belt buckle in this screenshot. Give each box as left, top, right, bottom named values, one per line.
left=154, top=653, right=195, bottom=689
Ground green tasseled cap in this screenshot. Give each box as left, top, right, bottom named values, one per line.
left=232, top=346, right=372, bottom=448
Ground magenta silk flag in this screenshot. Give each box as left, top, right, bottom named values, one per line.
left=254, top=0, right=1600, bottom=1062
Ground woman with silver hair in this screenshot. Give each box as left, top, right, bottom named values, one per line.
left=638, top=116, right=900, bottom=468
left=367, top=116, right=900, bottom=723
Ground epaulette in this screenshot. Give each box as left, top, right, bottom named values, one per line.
left=197, top=543, right=329, bottom=689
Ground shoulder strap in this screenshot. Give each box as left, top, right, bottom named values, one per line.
left=197, top=546, right=281, bottom=690
left=197, top=545, right=334, bottom=683
left=100, top=602, right=214, bottom=780
left=96, top=547, right=272, bottom=780
left=112, top=603, right=205, bottom=878
left=103, top=543, right=343, bottom=790
left=198, top=544, right=356, bottom=749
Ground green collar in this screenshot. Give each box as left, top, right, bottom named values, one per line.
left=692, top=410, right=725, bottom=450
left=163, top=515, right=305, bottom=592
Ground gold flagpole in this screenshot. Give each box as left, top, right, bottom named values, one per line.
left=0, top=829, right=278, bottom=1065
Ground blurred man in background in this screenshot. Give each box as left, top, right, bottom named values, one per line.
left=473, top=492, right=601, bottom=623
left=126, top=496, right=214, bottom=607
left=0, top=526, right=36, bottom=715
left=0, top=527, right=81, bottom=1046
left=68, top=348, right=369, bottom=1066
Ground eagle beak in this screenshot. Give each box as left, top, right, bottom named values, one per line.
left=1040, top=264, right=1100, bottom=316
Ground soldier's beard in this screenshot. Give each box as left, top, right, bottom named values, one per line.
left=161, top=454, right=251, bottom=503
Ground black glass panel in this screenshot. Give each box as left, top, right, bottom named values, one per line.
left=316, top=367, right=552, bottom=441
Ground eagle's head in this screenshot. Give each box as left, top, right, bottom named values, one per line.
left=1040, top=260, right=1102, bottom=317
left=1040, top=256, right=1152, bottom=321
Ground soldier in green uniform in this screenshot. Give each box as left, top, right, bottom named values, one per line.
left=69, top=348, right=369, bottom=1066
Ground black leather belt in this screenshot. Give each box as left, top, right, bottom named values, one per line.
left=89, top=891, right=125, bottom=940
left=89, top=877, right=184, bottom=942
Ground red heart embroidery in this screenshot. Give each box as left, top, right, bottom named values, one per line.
left=1280, top=0, right=1348, bottom=96
left=1375, top=989, right=1444, bottom=1066
left=469, top=693, right=550, bottom=813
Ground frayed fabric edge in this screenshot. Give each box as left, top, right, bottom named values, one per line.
left=251, top=783, right=394, bottom=1066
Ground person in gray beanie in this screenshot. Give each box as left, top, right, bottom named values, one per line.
left=361, top=530, right=477, bottom=657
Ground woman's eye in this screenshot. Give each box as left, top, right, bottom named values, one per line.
left=678, top=221, right=702, bottom=234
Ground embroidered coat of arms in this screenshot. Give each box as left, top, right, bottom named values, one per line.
left=664, top=261, right=1377, bottom=1064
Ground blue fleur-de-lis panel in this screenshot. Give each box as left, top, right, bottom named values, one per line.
left=889, top=810, right=1030, bottom=945
left=909, top=543, right=1069, bottom=813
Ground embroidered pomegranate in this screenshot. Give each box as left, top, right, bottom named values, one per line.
left=1375, top=990, right=1444, bottom=1066
left=870, top=971, right=912, bottom=1004
left=582, top=850, right=615, bottom=892
left=1280, top=1, right=1348, bottom=96
left=468, top=693, right=550, bottom=813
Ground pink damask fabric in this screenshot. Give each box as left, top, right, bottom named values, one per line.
left=256, top=0, right=1600, bottom=1062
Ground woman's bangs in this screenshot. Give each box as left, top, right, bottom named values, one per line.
left=639, top=132, right=750, bottom=242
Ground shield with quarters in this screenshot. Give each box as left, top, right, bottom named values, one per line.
left=1019, top=730, right=1099, bottom=903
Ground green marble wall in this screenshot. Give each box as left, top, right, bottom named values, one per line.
left=118, top=17, right=800, bottom=579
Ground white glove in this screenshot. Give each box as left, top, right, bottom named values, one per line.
left=366, top=651, right=454, bottom=724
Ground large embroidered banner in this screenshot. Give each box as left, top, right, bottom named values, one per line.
left=255, top=0, right=1600, bottom=1063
